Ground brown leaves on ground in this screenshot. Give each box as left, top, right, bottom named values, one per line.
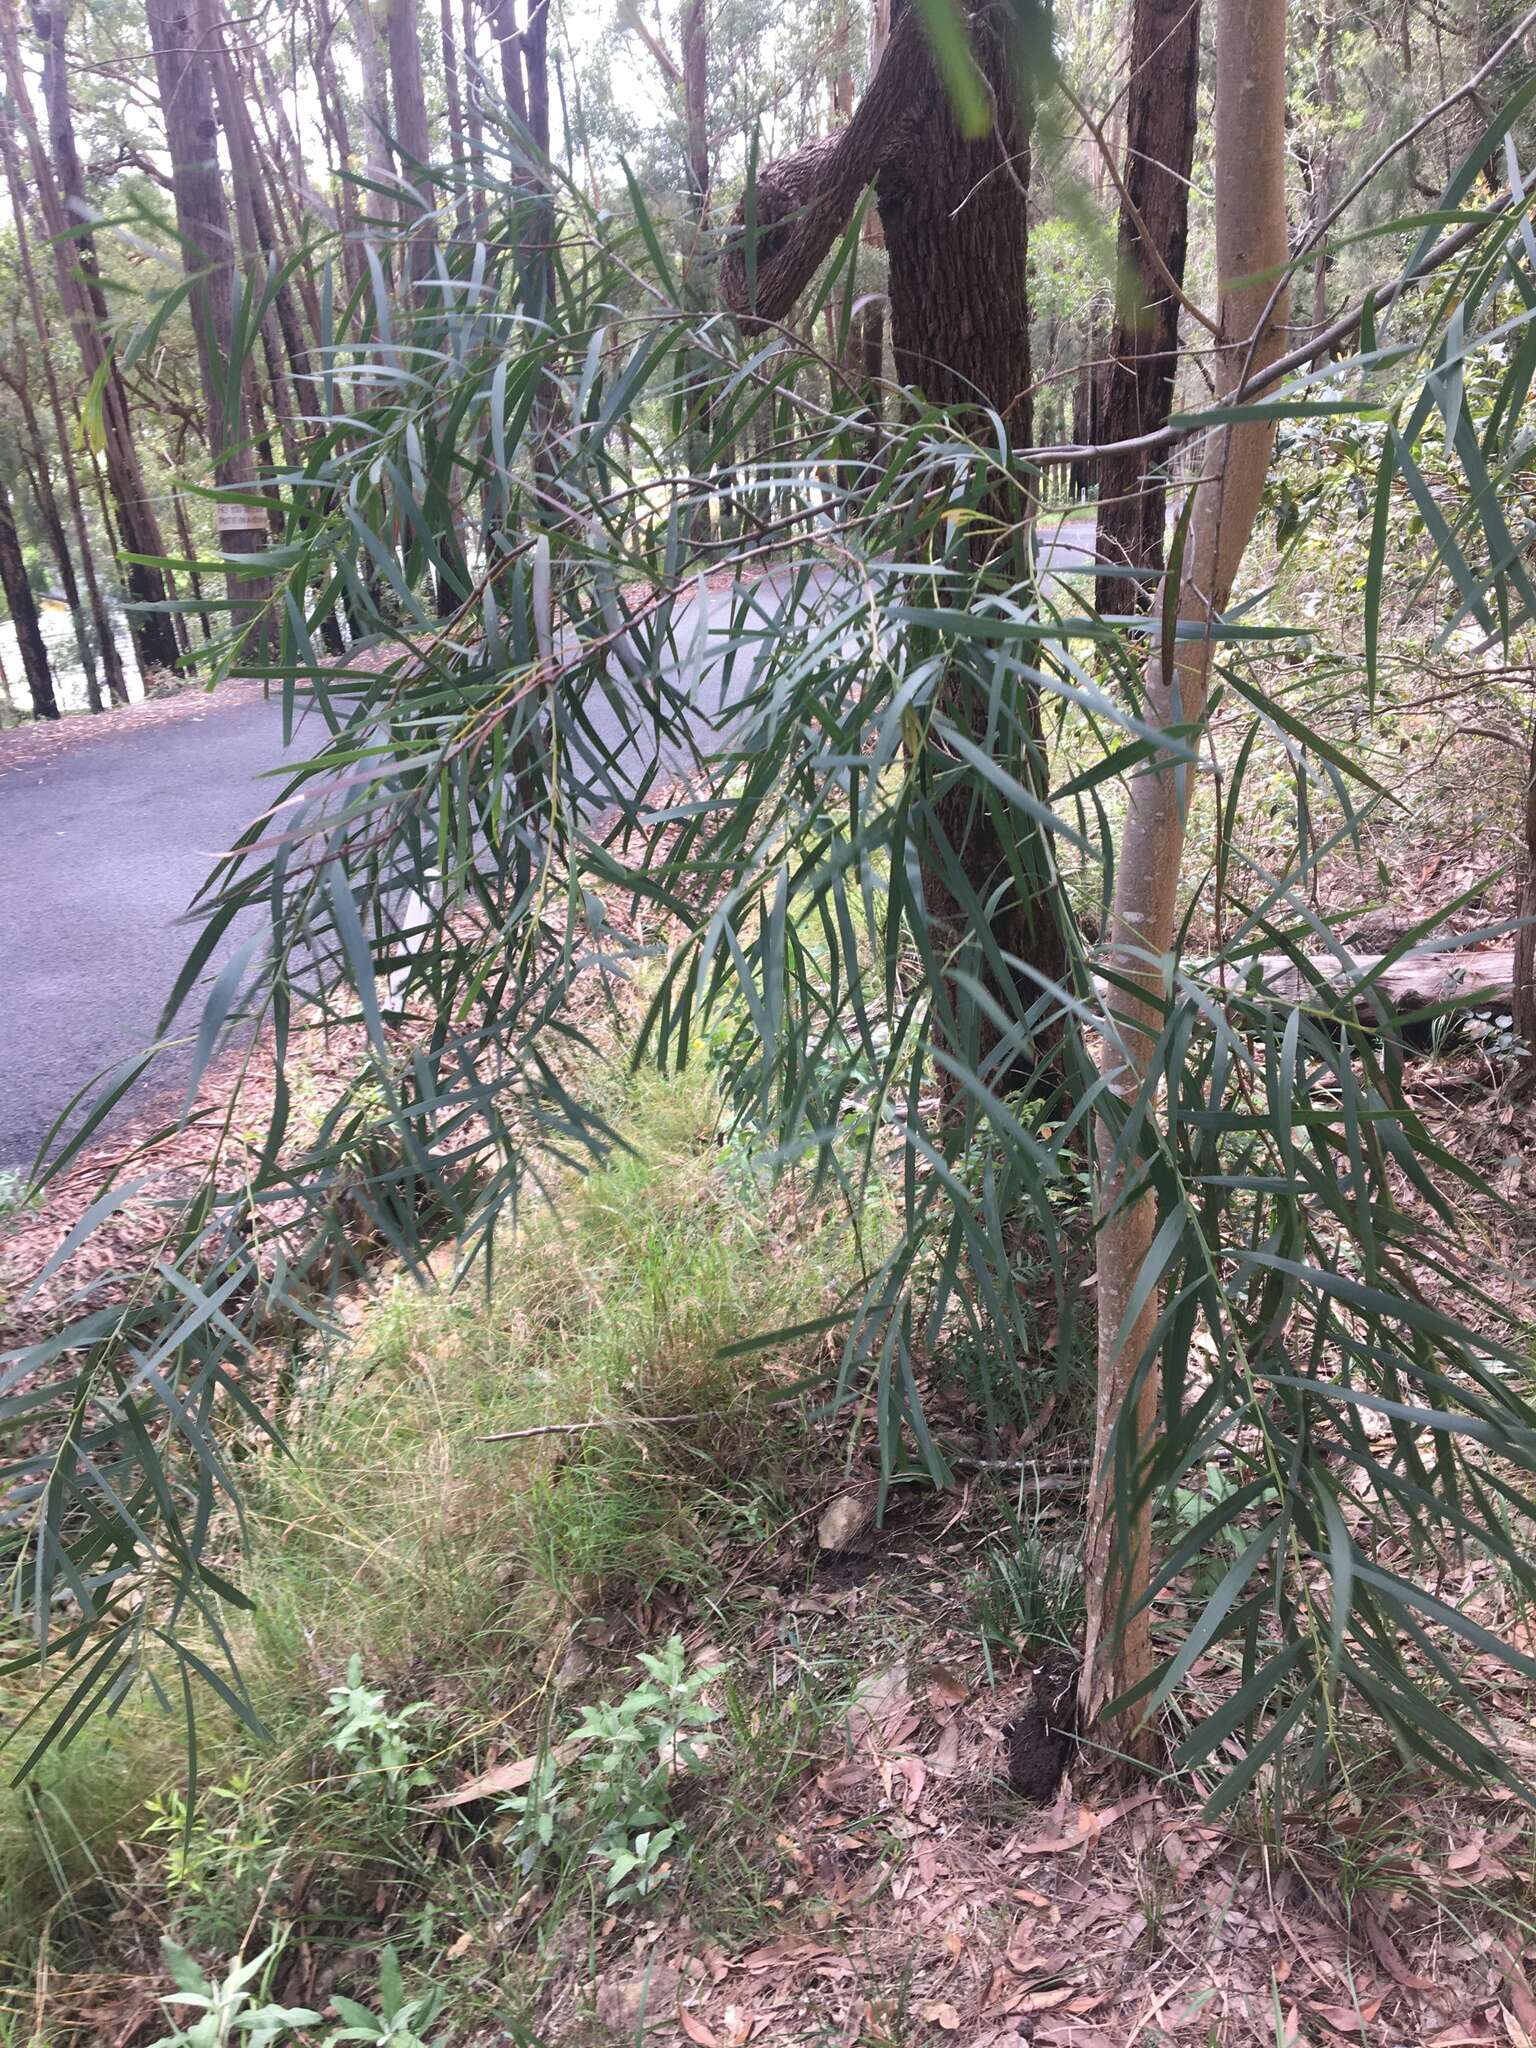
left=543, top=1522, right=1536, bottom=2048
left=0, top=1014, right=369, bottom=1351
left=0, top=675, right=271, bottom=782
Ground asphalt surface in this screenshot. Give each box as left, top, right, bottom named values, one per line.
left=0, top=521, right=1098, bottom=1173
left=0, top=690, right=295, bottom=1169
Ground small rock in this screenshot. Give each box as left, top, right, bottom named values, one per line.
left=554, top=1642, right=593, bottom=1688
left=846, top=1661, right=912, bottom=1750
left=595, top=1965, right=681, bottom=2035
left=817, top=1491, right=874, bottom=1552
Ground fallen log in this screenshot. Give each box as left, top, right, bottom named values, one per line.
left=1222, top=944, right=1514, bottom=1012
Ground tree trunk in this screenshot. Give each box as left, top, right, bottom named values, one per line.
left=1081, top=0, right=1291, bottom=1755
left=245, top=46, right=331, bottom=351
left=1094, top=0, right=1202, bottom=616
left=169, top=476, right=213, bottom=647
left=0, top=88, right=126, bottom=707
left=145, top=0, right=271, bottom=656
left=461, top=0, right=488, bottom=226
left=0, top=464, right=59, bottom=719
left=720, top=0, right=1064, bottom=1032
left=203, top=3, right=312, bottom=448
left=348, top=0, right=398, bottom=237
left=314, top=0, right=368, bottom=301
left=1307, top=4, right=1340, bottom=367
left=441, top=0, right=470, bottom=237
left=19, top=424, right=97, bottom=711
left=854, top=0, right=888, bottom=430
left=490, top=0, right=529, bottom=126
left=523, top=0, right=550, bottom=151
left=3, top=0, right=179, bottom=681
left=387, top=0, right=437, bottom=278
left=873, top=4, right=1063, bottom=1025
left=205, top=26, right=300, bottom=477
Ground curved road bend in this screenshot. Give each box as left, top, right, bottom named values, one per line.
left=0, top=522, right=1098, bottom=1173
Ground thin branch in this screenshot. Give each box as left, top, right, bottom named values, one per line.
left=1028, top=204, right=1501, bottom=470
left=618, top=0, right=681, bottom=86
left=1056, top=76, right=1220, bottom=339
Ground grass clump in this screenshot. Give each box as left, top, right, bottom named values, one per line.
left=0, top=1058, right=873, bottom=2036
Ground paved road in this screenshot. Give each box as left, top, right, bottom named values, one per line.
left=0, top=690, right=294, bottom=1170
left=0, top=522, right=1098, bottom=1173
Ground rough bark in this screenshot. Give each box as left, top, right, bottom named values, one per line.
left=721, top=0, right=1037, bottom=427
left=145, top=0, right=271, bottom=655
left=1094, top=0, right=1202, bottom=616
left=0, top=463, right=59, bottom=719
left=1081, top=0, right=1291, bottom=1753
left=3, top=0, right=179, bottom=679
left=721, top=0, right=1064, bottom=1029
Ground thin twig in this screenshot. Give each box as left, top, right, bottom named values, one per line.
left=479, top=1411, right=707, bottom=1441
left=1056, top=77, right=1220, bottom=339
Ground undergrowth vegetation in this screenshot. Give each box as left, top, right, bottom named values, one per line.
left=0, top=1061, right=895, bottom=2039
left=7, top=1035, right=1536, bottom=2043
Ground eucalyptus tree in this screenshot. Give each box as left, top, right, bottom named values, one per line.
left=144, top=0, right=270, bottom=649
left=8, top=0, right=1536, bottom=1819
left=1091, top=0, right=1201, bottom=616
left=1080, top=0, right=1290, bottom=1744
left=0, top=0, right=180, bottom=681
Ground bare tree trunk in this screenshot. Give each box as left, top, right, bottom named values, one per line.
left=440, top=0, right=470, bottom=238
left=145, top=0, right=271, bottom=656
left=2, top=0, right=179, bottom=680
left=1307, top=4, right=1340, bottom=367
left=387, top=0, right=437, bottom=278
left=0, top=463, right=59, bottom=719
left=490, top=0, right=529, bottom=127
left=523, top=0, right=550, bottom=151
left=314, top=0, right=368, bottom=300
left=169, top=474, right=213, bottom=647
left=1081, top=0, right=1291, bottom=1754
left=204, top=21, right=300, bottom=476
left=852, top=0, right=888, bottom=432
left=460, top=0, right=488, bottom=225
left=204, top=5, right=313, bottom=443
left=245, top=45, right=330, bottom=350
left=1094, top=0, right=1202, bottom=616
left=348, top=0, right=398, bottom=238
